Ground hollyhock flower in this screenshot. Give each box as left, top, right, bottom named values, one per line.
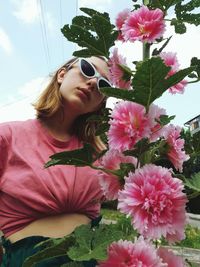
left=98, top=150, right=137, bottom=200
left=163, top=124, right=190, bottom=172
left=118, top=164, right=188, bottom=242
left=160, top=52, right=188, bottom=94
left=108, top=101, right=151, bottom=152
left=98, top=238, right=166, bottom=267
left=157, top=247, right=186, bottom=267
left=122, top=5, right=165, bottom=43
left=115, top=8, right=131, bottom=41
left=148, top=104, right=167, bottom=142
left=108, top=48, right=131, bottom=89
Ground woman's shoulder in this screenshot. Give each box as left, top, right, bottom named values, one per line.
left=0, top=119, right=37, bottom=140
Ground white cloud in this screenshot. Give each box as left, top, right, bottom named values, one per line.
left=11, top=0, right=57, bottom=33
left=0, top=28, right=13, bottom=54
left=12, top=0, right=39, bottom=24
left=79, top=0, right=112, bottom=11
left=0, top=76, right=50, bottom=123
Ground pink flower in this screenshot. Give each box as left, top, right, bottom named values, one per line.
left=163, top=124, right=190, bottom=172
left=148, top=104, right=167, bottom=141
left=115, top=8, right=131, bottom=41
left=98, top=150, right=137, bottom=200
left=108, top=101, right=151, bottom=152
left=118, top=164, right=188, bottom=242
left=157, top=247, right=186, bottom=267
left=98, top=238, right=165, bottom=267
left=108, top=48, right=131, bottom=89
left=122, top=5, right=165, bottom=43
left=160, top=52, right=187, bottom=94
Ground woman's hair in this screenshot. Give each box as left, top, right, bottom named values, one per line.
left=33, top=56, right=107, bottom=151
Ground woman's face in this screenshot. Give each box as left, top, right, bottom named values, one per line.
left=58, top=56, right=110, bottom=115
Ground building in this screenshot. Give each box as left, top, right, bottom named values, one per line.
left=184, top=115, right=200, bottom=135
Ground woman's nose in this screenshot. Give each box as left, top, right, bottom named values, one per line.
left=86, top=77, right=98, bottom=90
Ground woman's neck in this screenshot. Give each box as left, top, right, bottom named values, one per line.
left=40, top=110, right=77, bottom=142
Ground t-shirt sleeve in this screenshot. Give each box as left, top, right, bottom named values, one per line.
left=0, top=124, right=10, bottom=181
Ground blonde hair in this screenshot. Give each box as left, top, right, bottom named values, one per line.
left=33, top=57, right=107, bottom=151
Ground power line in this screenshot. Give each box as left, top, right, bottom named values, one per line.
left=37, top=0, right=51, bottom=71
left=59, top=0, right=64, bottom=62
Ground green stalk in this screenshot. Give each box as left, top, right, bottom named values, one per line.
left=143, top=0, right=149, bottom=5
left=143, top=42, right=150, bottom=60
left=143, top=0, right=150, bottom=60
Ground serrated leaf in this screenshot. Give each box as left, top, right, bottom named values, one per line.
left=131, top=57, right=170, bottom=109
left=61, top=9, right=117, bottom=58
left=184, top=172, right=200, bottom=192
left=23, top=236, right=75, bottom=267
left=118, top=64, right=133, bottom=82
left=67, top=224, right=123, bottom=261
left=149, top=0, right=182, bottom=11
left=44, top=143, right=96, bottom=168
left=157, top=115, right=176, bottom=126
left=72, top=16, right=94, bottom=32
left=100, top=87, right=135, bottom=101
left=80, top=7, right=110, bottom=21
left=152, top=36, right=172, bottom=56
left=163, top=66, right=195, bottom=90
left=175, top=1, right=200, bottom=26
left=171, top=18, right=187, bottom=34
left=191, top=57, right=200, bottom=77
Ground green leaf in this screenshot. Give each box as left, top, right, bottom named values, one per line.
left=67, top=224, right=123, bottom=261
left=152, top=36, right=172, bottom=56
left=131, top=57, right=171, bottom=109
left=100, top=87, right=135, bottom=101
left=171, top=18, right=187, bottom=34
left=175, top=1, right=200, bottom=26
left=72, top=16, right=94, bottom=32
left=184, top=172, right=200, bottom=192
left=156, top=115, right=176, bottom=126
left=163, top=66, right=196, bottom=89
left=191, top=57, right=200, bottom=77
left=80, top=7, right=110, bottom=21
left=44, top=143, right=96, bottom=168
left=23, top=236, right=75, bottom=267
left=61, top=8, right=117, bottom=58
left=149, top=0, right=182, bottom=11
left=118, top=64, right=133, bottom=82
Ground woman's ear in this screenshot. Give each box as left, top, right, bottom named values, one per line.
left=57, top=68, right=67, bottom=84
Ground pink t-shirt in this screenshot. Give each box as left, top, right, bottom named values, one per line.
left=0, top=119, right=103, bottom=238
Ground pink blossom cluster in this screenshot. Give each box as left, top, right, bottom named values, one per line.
left=107, top=101, right=189, bottom=171
left=108, top=101, right=150, bottom=152
left=108, top=48, right=131, bottom=89
left=98, top=238, right=186, bottom=266
left=116, top=5, right=165, bottom=43
left=163, top=124, right=190, bottom=172
left=160, top=52, right=188, bottom=94
left=118, top=164, right=188, bottom=243
left=98, top=150, right=137, bottom=200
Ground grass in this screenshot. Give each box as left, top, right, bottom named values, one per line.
left=101, top=208, right=200, bottom=249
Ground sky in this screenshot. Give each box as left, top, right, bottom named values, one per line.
left=0, top=0, right=199, bottom=127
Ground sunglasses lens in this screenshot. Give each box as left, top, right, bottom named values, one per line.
left=98, top=79, right=111, bottom=88
left=80, top=59, right=95, bottom=77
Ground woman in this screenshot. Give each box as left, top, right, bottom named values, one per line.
left=0, top=56, right=112, bottom=266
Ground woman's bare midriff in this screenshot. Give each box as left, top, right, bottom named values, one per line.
left=7, top=213, right=91, bottom=243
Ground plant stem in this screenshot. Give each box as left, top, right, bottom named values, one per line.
left=143, top=42, right=150, bottom=60
left=143, top=0, right=149, bottom=5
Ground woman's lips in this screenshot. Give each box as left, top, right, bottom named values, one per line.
left=77, top=88, right=91, bottom=101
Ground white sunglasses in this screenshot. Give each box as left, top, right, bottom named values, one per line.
left=67, top=58, right=112, bottom=92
